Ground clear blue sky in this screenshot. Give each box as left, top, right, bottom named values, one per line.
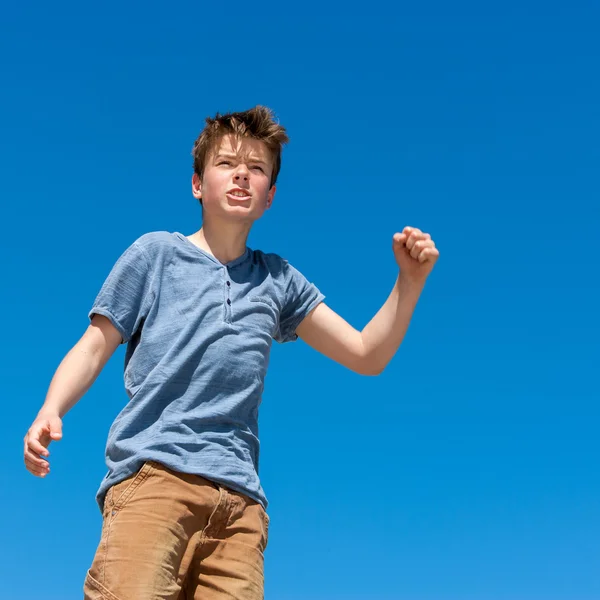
left=2, top=1, right=599, bottom=598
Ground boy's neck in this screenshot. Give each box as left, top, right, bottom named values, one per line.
left=187, top=219, right=251, bottom=265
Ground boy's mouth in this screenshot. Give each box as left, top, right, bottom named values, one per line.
left=226, top=188, right=252, bottom=201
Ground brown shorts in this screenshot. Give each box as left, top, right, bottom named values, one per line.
left=83, top=461, right=269, bottom=599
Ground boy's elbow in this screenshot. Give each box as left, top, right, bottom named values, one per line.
left=353, top=358, right=385, bottom=376
left=361, top=366, right=385, bottom=376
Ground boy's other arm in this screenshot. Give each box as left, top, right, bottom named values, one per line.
left=24, top=314, right=122, bottom=477
left=39, top=314, right=123, bottom=418
left=296, top=227, right=439, bottom=376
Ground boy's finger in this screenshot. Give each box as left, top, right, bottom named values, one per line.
left=45, top=418, right=63, bottom=440
left=411, top=239, right=433, bottom=259
left=24, top=457, right=49, bottom=476
left=419, top=247, right=439, bottom=263
left=27, top=436, right=50, bottom=457
left=25, top=456, right=47, bottom=474
left=408, top=231, right=427, bottom=249
left=24, top=447, right=50, bottom=469
left=410, top=241, right=424, bottom=259
left=38, top=422, right=52, bottom=440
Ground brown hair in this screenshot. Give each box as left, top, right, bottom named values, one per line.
left=192, top=105, right=289, bottom=192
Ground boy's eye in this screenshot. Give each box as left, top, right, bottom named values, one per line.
left=251, top=166, right=264, bottom=172
left=218, top=160, right=232, bottom=166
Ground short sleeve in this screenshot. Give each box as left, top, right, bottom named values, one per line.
left=88, top=241, right=153, bottom=344
left=275, top=261, right=325, bottom=344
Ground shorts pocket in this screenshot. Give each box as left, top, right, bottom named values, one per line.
left=106, top=462, right=156, bottom=515
left=84, top=570, right=122, bottom=600
left=261, top=507, right=270, bottom=552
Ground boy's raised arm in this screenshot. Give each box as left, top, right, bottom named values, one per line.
left=297, top=227, right=439, bottom=375
left=23, top=314, right=122, bottom=477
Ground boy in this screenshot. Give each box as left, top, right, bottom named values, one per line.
left=24, top=105, right=439, bottom=599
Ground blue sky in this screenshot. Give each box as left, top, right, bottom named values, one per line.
left=2, top=1, right=599, bottom=598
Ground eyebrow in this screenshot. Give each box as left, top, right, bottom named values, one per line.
left=215, top=153, right=267, bottom=165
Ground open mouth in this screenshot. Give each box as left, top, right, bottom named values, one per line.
left=226, top=191, right=252, bottom=201
left=226, top=192, right=252, bottom=202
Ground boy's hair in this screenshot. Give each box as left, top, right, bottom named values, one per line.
left=192, top=105, right=289, bottom=198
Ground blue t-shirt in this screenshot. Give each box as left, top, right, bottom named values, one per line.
left=89, top=231, right=325, bottom=512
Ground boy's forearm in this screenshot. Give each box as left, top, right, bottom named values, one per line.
left=38, top=341, right=105, bottom=419
left=359, top=273, right=424, bottom=374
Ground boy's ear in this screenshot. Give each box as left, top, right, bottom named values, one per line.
left=192, top=173, right=202, bottom=199
left=266, top=185, right=276, bottom=209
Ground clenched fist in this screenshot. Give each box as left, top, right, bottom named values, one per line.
left=393, top=226, right=439, bottom=285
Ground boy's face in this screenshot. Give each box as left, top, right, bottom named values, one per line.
left=192, top=135, right=276, bottom=222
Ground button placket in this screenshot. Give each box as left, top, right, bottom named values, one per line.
left=224, top=268, right=232, bottom=323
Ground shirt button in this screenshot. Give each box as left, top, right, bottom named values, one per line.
left=227, top=299, right=231, bottom=305
left=226, top=281, right=231, bottom=286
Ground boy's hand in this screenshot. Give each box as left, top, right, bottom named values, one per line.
left=24, top=414, right=63, bottom=477
left=393, top=227, right=439, bottom=286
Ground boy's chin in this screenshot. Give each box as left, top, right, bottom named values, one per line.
left=205, top=203, right=265, bottom=223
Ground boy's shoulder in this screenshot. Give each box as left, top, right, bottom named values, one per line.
left=251, top=247, right=290, bottom=273
left=124, top=231, right=181, bottom=264
left=250, top=247, right=313, bottom=285
left=130, top=230, right=174, bottom=253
